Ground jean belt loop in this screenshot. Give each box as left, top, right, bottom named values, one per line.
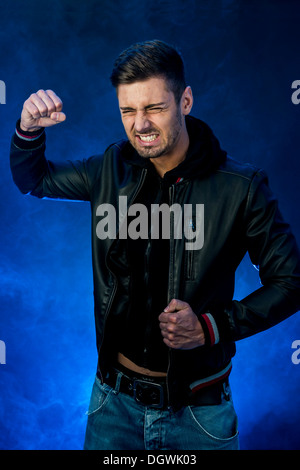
left=114, top=371, right=123, bottom=393
left=222, top=381, right=230, bottom=401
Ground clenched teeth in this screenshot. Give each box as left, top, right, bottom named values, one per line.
left=138, top=134, right=158, bottom=142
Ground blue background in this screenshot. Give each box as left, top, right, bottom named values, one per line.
left=0, top=0, right=300, bottom=450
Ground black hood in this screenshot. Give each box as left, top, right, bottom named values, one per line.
left=121, top=115, right=227, bottom=182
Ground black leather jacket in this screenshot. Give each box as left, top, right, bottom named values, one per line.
left=10, top=116, right=300, bottom=410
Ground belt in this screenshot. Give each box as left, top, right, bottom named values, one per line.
left=98, top=366, right=228, bottom=409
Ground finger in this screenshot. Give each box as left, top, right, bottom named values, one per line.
left=36, top=89, right=57, bottom=115
left=163, top=337, right=173, bottom=348
left=29, top=92, right=52, bottom=117
left=164, top=298, right=189, bottom=313
left=160, top=329, right=176, bottom=341
left=162, top=336, right=183, bottom=349
left=50, top=111, right=66, bottom=122
left=45, top=89, right=63, bottom=112
left=165, top=323, right=177, bottom=333
left=159, top=319, right=175, bottom=333
left=23, top=99, right=42, bottom=120
left=159, top=313, right=178, bottom=328
left=158, top=312, right=170, bottom=323
left=36, top=113, right=66, bottom=128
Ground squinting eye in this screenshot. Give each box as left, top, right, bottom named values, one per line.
left=148, top=107, right=163, bottom=113
left=121, top=111, right=135, bottom=117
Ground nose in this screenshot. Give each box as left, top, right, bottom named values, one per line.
left=134, top=111, right=152, bottom=134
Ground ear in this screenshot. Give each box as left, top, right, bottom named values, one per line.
left=181, top=86, right=193, bottom=115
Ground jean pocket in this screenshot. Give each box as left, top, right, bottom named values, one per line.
left=188, top=396, right=239, bottom=442
left=86, top=376, right=114, bottom=417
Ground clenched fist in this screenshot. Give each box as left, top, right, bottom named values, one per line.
left=20, top=89, right=66, bottom=132
left=159, top=299, right=205, bottom=350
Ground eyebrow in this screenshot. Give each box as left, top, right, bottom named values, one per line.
left=120, top=102, right=167, bottom=111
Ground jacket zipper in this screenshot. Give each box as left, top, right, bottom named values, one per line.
left=97, top=168, right=148, bottom=382
left=186, top=218, right=194, bottom=280
left=166, top=183, right=176, bottom=407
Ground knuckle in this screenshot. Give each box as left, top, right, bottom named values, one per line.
left=46, top=89, right=62, bottom=105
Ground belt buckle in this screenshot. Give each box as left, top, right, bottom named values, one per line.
left=133, top=379, right=165, bottom=408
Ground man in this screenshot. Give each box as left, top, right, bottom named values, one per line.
left=10, top=40, right=300, bottom=450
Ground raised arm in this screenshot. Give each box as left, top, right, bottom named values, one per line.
left=10, top=90, right=100, bottom=201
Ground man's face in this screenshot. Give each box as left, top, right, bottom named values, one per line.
left=117, top=77, right=192, bottom=160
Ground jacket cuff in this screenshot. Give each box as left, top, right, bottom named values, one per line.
left=13, top=119, right=45, bottom=149
left=199, top=304, right=233, bottom=346
left=198, top=313, right=220, bottom=346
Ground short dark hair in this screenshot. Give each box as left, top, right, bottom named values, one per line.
left=110, top=39, right=186, bottom=104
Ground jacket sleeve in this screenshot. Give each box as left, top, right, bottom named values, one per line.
left=202, top=169, right=300, bottom=344
left=10, top=121, right=101, bottom=201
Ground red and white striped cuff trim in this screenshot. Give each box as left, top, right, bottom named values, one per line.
left=15, top=128, right=44, bottom=141
left=202, top=312, right=220, bottom=345
left=189, top=361, right=232, bottom=393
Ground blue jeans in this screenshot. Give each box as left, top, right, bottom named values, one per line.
left=83, top=374, right=239, bottom=450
